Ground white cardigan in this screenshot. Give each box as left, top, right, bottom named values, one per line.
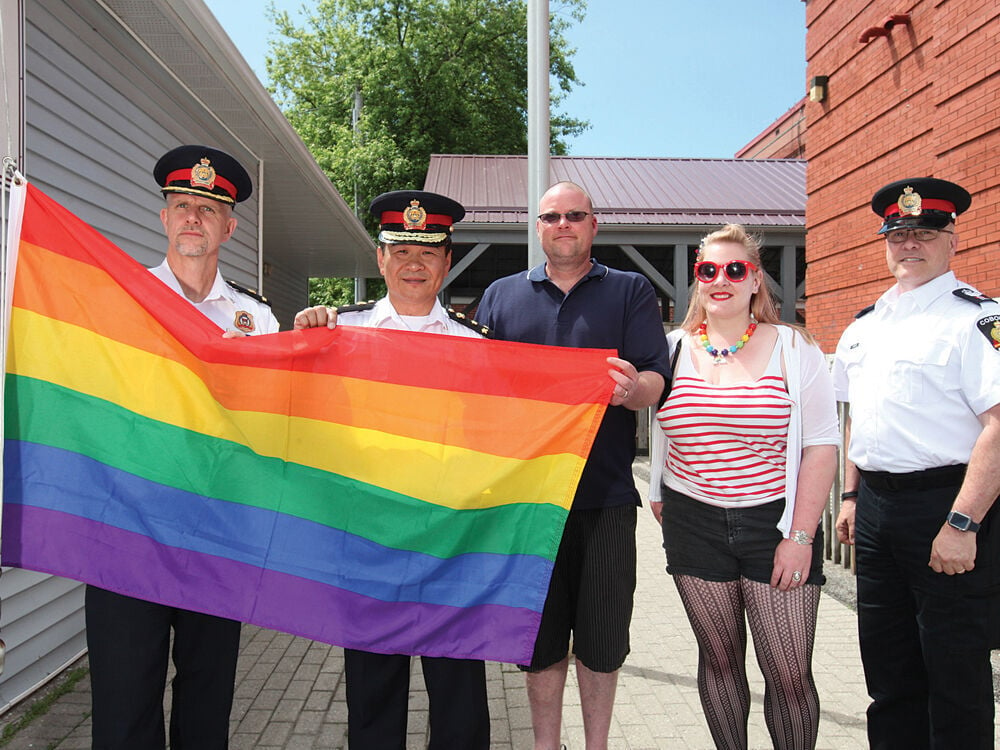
left=648, top=325, right=840, bottom=536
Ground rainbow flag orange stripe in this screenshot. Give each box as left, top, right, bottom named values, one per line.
left=1, top=183, right=612, bottom=663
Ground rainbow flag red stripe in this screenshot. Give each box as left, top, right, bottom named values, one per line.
left=1, top=182, right=612, bottom=663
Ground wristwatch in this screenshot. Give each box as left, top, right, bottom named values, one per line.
left=790, top=529, right=813, bottom=545
left=946, top=510, right=980, bottom=533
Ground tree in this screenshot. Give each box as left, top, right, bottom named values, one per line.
left=267, top=0, right=588, bottom=231
left=308, top=276, right=387, bottom=307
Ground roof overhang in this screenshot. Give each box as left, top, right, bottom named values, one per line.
left=101, top=0, right=377, bottom=277
left=429, top=154, right=806, bottom=245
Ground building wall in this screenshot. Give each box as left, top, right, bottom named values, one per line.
left=736, top=99, right=806, bottom=160
left=23, top=0, right=262, bottom=276
left=804, top=0, right=999, bottom=350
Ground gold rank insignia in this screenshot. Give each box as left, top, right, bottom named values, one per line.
left=191, top=157, right=217, bottom=191
left=447, top=307, right=492, bottom=337
left=897, top=185, right=922, bottom=216
left=234, top=310, right=256, bottom=333
left=403, top=200, right=428, bottom=230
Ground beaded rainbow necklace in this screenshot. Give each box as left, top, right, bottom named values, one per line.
left=697, top=317, right=758, bottom=365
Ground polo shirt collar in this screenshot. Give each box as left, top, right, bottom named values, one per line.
left=527, top=259, right=609, bottom=283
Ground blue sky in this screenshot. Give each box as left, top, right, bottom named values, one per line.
left=204, top=0, right=806, bottom=159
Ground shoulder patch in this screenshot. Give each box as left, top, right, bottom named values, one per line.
left=854, top=303, right=876, bottom=319
left=226, top=279, right=272, bottom=307
left=448, top=307, right=493, bottom=338
left=336, top=301, right=376, bottom=314
left=977, top=313, right=1000, bottom=352
left=953, top=288, right=996, bottom=306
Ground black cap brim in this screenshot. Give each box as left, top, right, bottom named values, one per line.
left=877, top=212, right=954, bottom=234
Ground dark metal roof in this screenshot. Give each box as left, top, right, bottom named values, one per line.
left=425, top=155, right=805, bottom=227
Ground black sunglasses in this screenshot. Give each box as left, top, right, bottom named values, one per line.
left=693, top=260, right=758, bottom=283
left=537, top=211, right=590, bottom=224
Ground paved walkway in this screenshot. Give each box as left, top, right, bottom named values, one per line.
left=4, top=462, right=996, bottom=748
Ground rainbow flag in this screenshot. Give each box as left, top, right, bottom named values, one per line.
left=1, top=181, right=612, bottom=663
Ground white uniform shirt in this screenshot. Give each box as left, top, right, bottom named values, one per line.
left=339, top=297, right=484, bottom=339
left=832, top=271, right=1000, bottom=472
left=149, top=260, right=279, bottom=335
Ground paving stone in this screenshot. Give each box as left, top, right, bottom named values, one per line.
left=3, top=461, right=988, bottom=748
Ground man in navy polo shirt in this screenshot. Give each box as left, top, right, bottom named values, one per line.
left=476, top=180, right=670, bottom=750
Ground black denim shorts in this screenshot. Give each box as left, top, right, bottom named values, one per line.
left=659, top=484, right=825, bottom=586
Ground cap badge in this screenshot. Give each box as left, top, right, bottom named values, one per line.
left=402, top=200, right=428, bottom=230
left=897, top=186, right=922, bottom=217
left=191, top=158, right=217, bottom=191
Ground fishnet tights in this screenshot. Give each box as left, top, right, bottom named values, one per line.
left=673, top=575, right=821, bottom=750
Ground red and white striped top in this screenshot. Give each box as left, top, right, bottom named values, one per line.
left=656, top=341, right=792, bottom=506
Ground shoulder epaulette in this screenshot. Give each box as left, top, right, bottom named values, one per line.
left=953, top=288, right=997, bottom=306
left=336, top=301, right=377, bottom=314
left=225, top=279, right=272, bottom=307
left=855, top=304, right=876, bottom=319
left=448, top=307, right=493, bottom=338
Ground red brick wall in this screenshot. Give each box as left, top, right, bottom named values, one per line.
left=804, top=0, right=1000, bottom=350
left=736, top=99, right=806, bottom=159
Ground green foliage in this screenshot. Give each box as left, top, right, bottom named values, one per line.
left=266, top=0, right=588, bottom=233
left=308, top=276, right=387, bottom=306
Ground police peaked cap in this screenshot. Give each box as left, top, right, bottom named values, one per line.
left=154, top=145, right=253, bottom=205
left=370, top=190, right=465, bottom=246
left=871, top=177, right=971, bottom=234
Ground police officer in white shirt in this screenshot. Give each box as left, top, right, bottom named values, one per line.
left=296, top=190, right=488, bottom=339
left=149, top=145, right=279, bottom=336
left=294, top=190, right=490, bottom=749
left=833, top=177, right=1000, bottom=750
left=87, top=145, right=279, bottom=750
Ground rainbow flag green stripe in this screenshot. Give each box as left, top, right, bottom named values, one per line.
left=6, top=376, right=569, bottom=558
left=1, top=183, right=612, bottom=663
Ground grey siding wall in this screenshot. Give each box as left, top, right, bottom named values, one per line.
left=24, top=0, right=261, bottom=277
left=0, top=570, right=85, bottom=711
left=265, top=262, right=307, bottom=332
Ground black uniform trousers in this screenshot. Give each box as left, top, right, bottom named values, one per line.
left=344, top=647, right=489, bottom=749
left=855, top=469, right=996, bottom=750
left=86, top=585, right=240, bottom=750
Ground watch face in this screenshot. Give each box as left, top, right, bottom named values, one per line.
left=948, top=511, right=975, bottom=531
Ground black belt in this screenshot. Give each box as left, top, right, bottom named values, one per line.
left=859, top=464, right=967, bottom=492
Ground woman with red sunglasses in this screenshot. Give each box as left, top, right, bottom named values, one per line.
left=648, top=224, right=840, bottom=749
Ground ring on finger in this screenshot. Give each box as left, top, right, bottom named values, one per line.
left=792, top=570, right=802, bottom=582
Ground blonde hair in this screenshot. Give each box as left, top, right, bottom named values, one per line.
left=680, top=224, right=812, bottom=342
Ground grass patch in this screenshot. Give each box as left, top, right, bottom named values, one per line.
left=0, top=666, right=89, bottom=747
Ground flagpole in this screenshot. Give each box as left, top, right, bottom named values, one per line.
left=1, top=162, right=26, bottom=563
left=527, top=0, right=550, bottom=270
